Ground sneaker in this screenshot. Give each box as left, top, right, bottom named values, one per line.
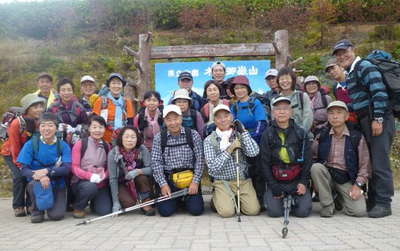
left=320, top=205, right=334, bottom=218
left=14, top=207, right=26, bottom=217
left=72, top=209, right=86, bottom=219
left=368, top=205, right=391, bottom=218
left=31, top=214, right=44, bottom=223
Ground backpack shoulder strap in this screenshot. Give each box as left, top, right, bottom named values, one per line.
left=184, top=127, right=194, bottom=152
left=298, top=92, right=304, bottom=110
left=137, top=109, right=147, bottom=131
left=31, top=133, right=40, bottom=157
left=320, top=91, right=328, bottom=108
left=160, top=128, right=168, bottom=154
left=190, top=109, right=198, bottom=129
left=101, top=96, right=108, bottom=110
left=17, top=116, right=26, bottom=134
left=80, top=137, right=89, bottom=160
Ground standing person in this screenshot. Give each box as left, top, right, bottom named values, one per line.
left=171, top=88, right=205, bottom=138
left=333, top=39, right=395, bottom=218
left=70, top=115, right=112, bottom=218
left=311, top=101, right=369, bottom=217
left=17, top=113, right=71, bottom=223
left=151, top=105, right=205, bottom=217
left=201, top=80, right=230, bottom=136
left=93, top=73, right=135, bottom=144
left=260, top=97, right=312, bottom=218
left=1, top=94, right=45, bottom=216
left=230, top=75, right=267, bottom=144
left=261, top=69, right=280, bottom=120
left=277, top=67, right=313, bottom=133
left=30, top=72, right=57, bottom=109
left=133, top=91, right=163, bottom=152
left=48, top=78, right=88, bottom=145
left=204, top=104, right=260, bottom=217
left=325, top=58, right=358, bottom=124
left=303, top=75, right=332, bottom=135
left=210, top=61, right=231, bottom=99
left=169, top=72, right=204, bottom=110
left=108, top=126, right=155, bottom=216
left=79, top=75, right=99, bottom=114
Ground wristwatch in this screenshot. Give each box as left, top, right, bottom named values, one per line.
left=355, top=181, right=363, bottom=188
left=374, top=117, right=384, bottom=123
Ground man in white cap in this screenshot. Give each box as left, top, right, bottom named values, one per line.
left=261, top=68, right=279, bottom=121
left=151, top=104, right=205, bottom=217
left=260, top=96, right=312, bottom=218
left=204, top=104, right=260, bottom=218
left=79, top=75, right=99, bottom=114
left=311, top=101, right=370, bottom=217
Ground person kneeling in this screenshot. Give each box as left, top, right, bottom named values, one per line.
left=17, top=113, right=71, bottom=223
left=204, top=104, right=260, bottom=218
left=260, top=97, right=312, bottom=218
left=311, top=101, right=369, bottom=217
left=151, top=105, right=205, bottom=217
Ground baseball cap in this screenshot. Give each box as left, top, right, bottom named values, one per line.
left=212, top=104, right=231, bottom=116
left=172, top=88, right=191, bottom=102
left=327, top=101, right=348, bottom=112
left=178, top=72, right=193, bottom=81
left=163, top=104, right=182, bottom=118
left=271, top=96, right=291, bottom=106
left=325, top=58, right=338, bottom=72
left=265, top=69, right=278, bottom=79
left=80, top=75, right=95, bottom=83
left=332, top=39, right=354, bottom=55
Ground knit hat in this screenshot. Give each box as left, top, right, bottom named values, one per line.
left=20, top=94, right=46, bottom=114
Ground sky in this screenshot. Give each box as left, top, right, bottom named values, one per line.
left=0, top=0, right=45, bottom=3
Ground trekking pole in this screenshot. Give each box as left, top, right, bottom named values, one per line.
left=76, top=188, right=188, bottom=226
left=235, top=145, right=241, bottom=223
left=282, top=194, right=293, bottom=238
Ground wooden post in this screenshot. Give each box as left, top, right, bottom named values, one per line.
left=274, top=30, right=289, bottom=70
left=137, top=33, right=152, bottom=99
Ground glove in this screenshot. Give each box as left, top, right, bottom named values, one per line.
left=58, top=123, right=67, bottom=132
left=66, top=124, right=75, bottom=134
left=233, top=120, right=246, bottom=134
left=271, top=183, right=283, bottom=197
left=90, top=173, right=102, bottom=183
left=112, top=201, right=121, bottom=213
left=226, top=138, right=241, bottom=154
left=125, top=169, right=140, bottom=180
left=75, top=124, right=82, bottom=133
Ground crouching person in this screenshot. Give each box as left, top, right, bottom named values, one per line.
left=311, top=101, right=369, bottom=217
left=108, top=126, right=155, bottom=216
left=17, top=113, right=71, bottom=223
left=70, top=115, right=112, bottom=218
left=151, top=105, right=205, bottom=217
left=260, top=97, right=312, bottom=218
left=204, top=104, right=260, bottom=217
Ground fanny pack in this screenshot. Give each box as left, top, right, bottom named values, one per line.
left=171, top=169, right=194, bottom=189
left=33, top=182, right=54, bottom=211
left=328, top=167, right=350, bottom=184
left=272, top=164, right=301, bottom=181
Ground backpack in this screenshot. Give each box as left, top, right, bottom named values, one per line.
left=0, top=107, right=26, bottom=141
left=137, top=108, right=163, bottom=132
left=31, top=132, right=63, bottom=168
left=160, top=127, right=195, bottom=157
left=80, top=137, right=110, bottom=160
left=100, top=96, right=128, bottom=128
left=51, top=100, right=83, bottom=126
left=313, top=89, right=329, bottom=112
left=292, top=92, right=305, bottom=111
left=355, top=50, right=400, bottom=118
left=181, top=109, right=198, bottom=130
left=232, top=96, right=258, bottom=117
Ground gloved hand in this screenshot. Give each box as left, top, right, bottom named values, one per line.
left=90, top=173, right=102, bottom=183
left=226, top=138, right=241, bottom=154
left=75, top=124, right=82, bottom=133
left=271, top=183, right=284, bottom=197
left=125, top=169, right=140, bottom=180
left=112, top=201, right=121, bottom=213
left=58, top=123, right=67, bottom=132
left=233, top=120, right=246, bottom=134
left=66, top=124, right=75, bottom=134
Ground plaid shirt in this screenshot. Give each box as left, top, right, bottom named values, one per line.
left=204, top=131, right=259, bottom=181
left=151, top=127, right=204, bottom=186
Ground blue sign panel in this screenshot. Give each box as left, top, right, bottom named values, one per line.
left=155, top=60, right=271, bottom=102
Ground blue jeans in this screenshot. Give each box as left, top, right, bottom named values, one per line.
left=3, top=156, right=29, bottom=209
left=157, top=181, right=204, bottom=217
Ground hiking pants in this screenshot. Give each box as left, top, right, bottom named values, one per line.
left=212, top=179, right=260, bottom=218
left=359, top=114, right=395, bottom=208
left=3, top=156, right=29, bottom=209
left=311, top=163, right=366, bottom=217
left=117, top=174, right=153, bottom=208
left=27, top=181, right=66, bottom=220
left=72, top=180, right=112, bottom=216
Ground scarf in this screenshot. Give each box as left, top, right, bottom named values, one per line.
left=119, top=147, right=140, bottom=172
left=107, top=92, right=124, bottom=129
left=216, top=128, right=233, bottom=151
left=145, top=107, right=161, bottom=136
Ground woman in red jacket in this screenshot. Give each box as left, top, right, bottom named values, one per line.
left=1, top=94, right=45, bottom=216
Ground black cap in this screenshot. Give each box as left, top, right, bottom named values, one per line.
left=106, top=73, right=126, bottom=87
left=178, top=71, right=193, bottom=81
left=332, top=39, right=353, bottom=55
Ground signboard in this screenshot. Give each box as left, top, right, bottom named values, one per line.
left=155, top=60, right=271, bottom=102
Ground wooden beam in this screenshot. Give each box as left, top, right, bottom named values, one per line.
left=150, top=43, right=275, bottom=59
left=274, top=30, right=289, bottom=70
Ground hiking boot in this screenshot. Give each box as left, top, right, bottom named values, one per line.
left=31, top=214, right=44, bottom=223
left=320, top=205, right=334, bottom=218
left=72, top=209, right=86, bottom=219
left=14, top=207, right=26, bottom=217
left=368, top=205, right=391, bottom=218
left=141, top=207, right=156, bottom=216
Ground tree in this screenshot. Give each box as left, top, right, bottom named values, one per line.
left=307, top=0, right=337, bottom=48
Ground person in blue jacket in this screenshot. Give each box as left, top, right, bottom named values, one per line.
left=230, top=75, right=267, bottom=144
left=17, top=112, right=71, bottom=223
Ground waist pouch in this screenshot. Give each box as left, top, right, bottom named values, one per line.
left=170, top=169, right=194, bottom=189
left=328, top=167, right=350, bottom=184
left=272, top=164, right=301, bottom=181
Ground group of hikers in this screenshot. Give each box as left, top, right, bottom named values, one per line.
left=1, top=39, right=397, bottom=224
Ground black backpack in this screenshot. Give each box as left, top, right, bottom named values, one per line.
left=137, top=108, right=163, bottom=132
left=160, top=127, right=195, bottom=160
left=355, top=50, right=400, bottom=118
